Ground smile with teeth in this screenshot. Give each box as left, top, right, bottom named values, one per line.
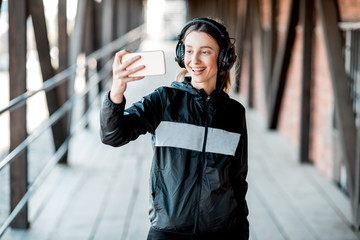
left=191, top=67, right=205, bottom=73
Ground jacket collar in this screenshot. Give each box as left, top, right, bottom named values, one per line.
left=171, top=77, right=229, bottom=101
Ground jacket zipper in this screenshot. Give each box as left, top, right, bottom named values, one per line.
left=202, top=96, right=211, bottom=152
left=196, top=95, right=211, bottom=233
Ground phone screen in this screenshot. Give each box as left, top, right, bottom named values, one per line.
left=122, top=50, right=166, bottom=77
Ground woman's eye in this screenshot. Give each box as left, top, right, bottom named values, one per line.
left=202, top=51, right=209, bottom=55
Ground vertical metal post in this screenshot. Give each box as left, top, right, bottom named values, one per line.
left=58, top=0, right=71, bottom=157
left=248, top=32, right=254, bottom=108
left=116, top=0, right=128, bottom=38
left=84, top=64, right=90, bottom=128
left=9, top=0, right=29, bottom=229
left=316, top=0, right=358, bottom=228
left=234, top=0, right=248, bottom=93
left=248, top=0, right=254, bottom=108
left=58, top=0, right=68, bottom=72
left=69, top=0, right=87, bottom=66
left=29, top=0, right=68, bottom=164
left=356, top=118, right=360, bottom=229
left=264, top=0, right=278, bottom=90
left=268, top=0, right=299, bottom=129
left=101, top=0, right=114, bottom=48
left=299, top=0, right=314, bottom=163
left=83, top=0, right=96, bottom=128
left=248, top=0, right=263, bottom=109
left=93, top=0, right=103, bottom=94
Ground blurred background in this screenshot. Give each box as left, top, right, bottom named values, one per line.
left=0, top=0, right=360, bottom=239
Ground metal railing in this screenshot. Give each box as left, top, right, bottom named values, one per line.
left=0, top=24, right=145, bottom=237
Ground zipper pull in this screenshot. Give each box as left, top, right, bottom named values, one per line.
left=206, top=96, right=211, bottom=102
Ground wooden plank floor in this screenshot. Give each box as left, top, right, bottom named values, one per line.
left=245, top=109, right=360, bottom=240
left=2, top=40, right=360, bottom=240
left=1, top=112, right=152, bottom=240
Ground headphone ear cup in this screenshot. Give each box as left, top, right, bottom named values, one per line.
left=218, top=48, right=226, bottom=72
left=220, top=47, right=236, bottom=72
left=175, top=42, right=185, bottom=68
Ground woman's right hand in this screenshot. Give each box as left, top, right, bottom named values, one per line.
left=110, top=50, right=145, bottom=104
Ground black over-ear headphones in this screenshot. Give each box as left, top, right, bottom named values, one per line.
left=175, top=17, right=236, bottom=73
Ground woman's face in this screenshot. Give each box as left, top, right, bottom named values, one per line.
left=184, top=31, right=220, bottom=93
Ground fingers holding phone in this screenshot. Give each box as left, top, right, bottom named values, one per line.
left=113, top=50, right=145, bottom=81
left=110, top=50, right=166, bottom=104
left=110, top=50, right=145, bottom=104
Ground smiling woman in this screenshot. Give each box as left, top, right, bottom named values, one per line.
left=100, top=17, right=248, bottom=240
left=183, top=31, right=220, bottom=95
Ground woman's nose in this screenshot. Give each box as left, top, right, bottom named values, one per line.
left=191, top=52, right=201, bottom=63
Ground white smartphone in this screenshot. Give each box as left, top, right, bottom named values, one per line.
left=122, top=50, right=166, bottom=77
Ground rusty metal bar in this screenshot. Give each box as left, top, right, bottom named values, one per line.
left=316, top=0, right=358, bottom=228
left=0, top=100, right=73, bottom=171
left=234, top=0, right=247, bottom=92
left=0, top=54, right=110, bottom=239
left=0, top=139, right=69, bottom=237
left=299, top=0, right=314, bottom=163
left=268, top=0, right=299, bottom=129
left=29, top=0, right=70, bottom=164
left=0, top=23, right=144, bottom=235
left=0, top=25, right=144, bottom=117
left=264, top=0, right=278, bottom=90
left=8, top=0, right=28, bottom=229
left=57, top=0, right=71, bottom=163
left=0, top=67, right=76, bottom=115
left=0, top=59, right=112, bottom=234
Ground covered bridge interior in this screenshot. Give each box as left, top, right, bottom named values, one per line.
left=0, top=0, right=360, bottom=239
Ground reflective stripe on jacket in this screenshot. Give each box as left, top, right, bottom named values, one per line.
left=100, top=77, right=249, bottom=236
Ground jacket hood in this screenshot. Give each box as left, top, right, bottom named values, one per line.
left=171, top=76, right=229, bottom=100
left=170, top=76, right=195, bottom=92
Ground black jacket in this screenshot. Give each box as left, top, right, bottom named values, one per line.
left=100, top=78, right=248, bottom=237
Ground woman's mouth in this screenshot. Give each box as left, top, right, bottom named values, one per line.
left=191, top=67, right=205, bottom=75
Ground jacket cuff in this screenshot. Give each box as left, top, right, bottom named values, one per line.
left=104, top=91, right=126, bottom=109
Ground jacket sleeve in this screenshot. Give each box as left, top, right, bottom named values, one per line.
left=100, top=90, right=163, bottom=147
left=230, top=109, right=249, bottom=236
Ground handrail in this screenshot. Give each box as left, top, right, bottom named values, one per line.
left=0, top=24, right=145, bottom=169
left=0, top=63, right=113, bottom=235
left=0, top=99, right=72, bottom=170
left=86, top=25, right=145, bottom=61
left=0, top=65, right=76, bottom=115
left=0, top=24, right=145, bottom=117
left=0, top=24, right=145, bottom=237
left=0, top=60, right=114, bottom=171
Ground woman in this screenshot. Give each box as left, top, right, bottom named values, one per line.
left=100, top=17, right=249, bottom=240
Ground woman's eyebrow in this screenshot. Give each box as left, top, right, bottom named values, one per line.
left=185, top=45, right=214, bottom=50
